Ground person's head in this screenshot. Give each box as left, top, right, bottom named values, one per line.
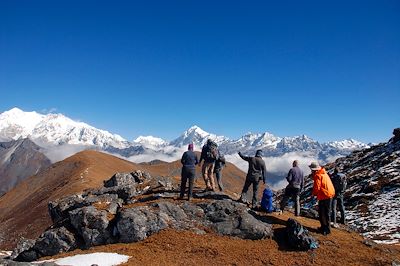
left=309, top=162, right=321, bottom=172
left=188, top=143, right=194, bottom=151
left=293, top=160, right=299, bottom=167
left=207, top=139, right=212, bottom=145
left=255, top=149, right=263, bottom=157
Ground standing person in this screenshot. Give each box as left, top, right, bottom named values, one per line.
left=179, top=143, right=199, bottom=200
left=238, top=150, right=267, bottom=209
left=279, top=160, right=304, bottom=216
left=309, top=162, right=335, bottom=235
left=214, top=151, right=226, bottom=191
left=330, top=167, right=347, bottom=226
left=199, top=139, right=218, bottom=191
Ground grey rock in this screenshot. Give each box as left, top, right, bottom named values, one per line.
left=204, top=200, right=273, bottom=240
left=116, top=206, right=168, bottom=243
left=33, top=227, right=77, bottom=257
left=10, top=238, right=38, bottom=262
left=48, top=194, right=86, bottom=224
left=69, top=206, right=112, bottom=247
left=104, top=172, right=135, bottom=187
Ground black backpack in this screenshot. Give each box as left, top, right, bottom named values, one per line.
left=286, top=218, right=319, bottom=250
left=205, top=142, right=218, bottom=161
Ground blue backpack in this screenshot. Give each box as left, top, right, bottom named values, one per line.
left=261, top=188, right=275, bottom=213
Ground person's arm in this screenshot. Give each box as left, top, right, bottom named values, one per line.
left=238, top=151, right=250, bottom=161
left=301, top=171, right=304, bottom=191
left=262, top=161, right=267, bottom=184
left=181, top=152, right=186, bottom=165
left=195, top=154, right=199, bottom=165
left=199, top=147, right=205, bottom=164
left=312, top=174, right=320, bottom=196
left=286, top=169, right=293, bottom=183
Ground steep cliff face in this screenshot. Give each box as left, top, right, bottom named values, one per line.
left=0, top=138, right=51, bottom=196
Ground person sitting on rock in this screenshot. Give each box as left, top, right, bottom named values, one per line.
left=180, top=143, right=199, bottom=200
left=238, top=149, right=267, bottom=209
left=279, top=160, right=304, bottom=216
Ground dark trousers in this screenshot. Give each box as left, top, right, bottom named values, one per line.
left=318, top=198, right=332, bottom=234
left=280, top=186, right=301, bottom=216
left=331, top=194, right=345, bottom=224
left=240, top=177, right=260, bottom=207
left=180, top=167, right=195, bottom=199
left=215, top=170, right=224, bottom=191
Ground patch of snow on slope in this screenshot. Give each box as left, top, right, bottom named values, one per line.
left=36, top=252, right=130, bottom=266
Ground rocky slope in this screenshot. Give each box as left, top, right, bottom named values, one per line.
left=299, top=130, right=400, bottom=244
left=0, top=138, right=51, bottom=196
left=0, top=150, right=246, bottom=250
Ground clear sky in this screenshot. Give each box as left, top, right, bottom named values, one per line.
left=1, top=1, right=399, bottom=143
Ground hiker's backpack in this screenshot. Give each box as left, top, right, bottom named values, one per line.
left=205, top=142, right=218, bottom=161
left=261, top=188, right=275, bottom=213
left=332, top=173, right=347, bottom=194
left=286, top=218, right=319, bottom=250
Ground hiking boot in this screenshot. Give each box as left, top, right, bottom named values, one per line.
left=332, top=223, right=340, bottom=228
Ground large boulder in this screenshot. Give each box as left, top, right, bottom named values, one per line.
left=204, top=200, right=272, bottom=240
left=33, top=227, right=77, bottom=257
left=103, top=170, right=151, bottom=187
left=116, top=206, right=169, bottom=243
left=69, top=206, right=112, bottom=247
left=10, top=239, right=38, bottom=262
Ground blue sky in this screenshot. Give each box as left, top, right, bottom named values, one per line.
left=1, top=1, right=399, bottom=143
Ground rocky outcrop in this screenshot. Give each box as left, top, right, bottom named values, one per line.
left=299, top=130, right=400, bottom=244
left=11, top=170, right=273, bottom=262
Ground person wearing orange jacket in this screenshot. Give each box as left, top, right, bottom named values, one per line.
left=309, top=162, right=335, bottom=235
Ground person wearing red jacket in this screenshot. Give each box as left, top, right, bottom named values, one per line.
left=309, top=162, right=335, bottom=235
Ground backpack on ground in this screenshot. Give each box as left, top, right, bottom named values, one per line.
left=286, top=218, right=319, bottom=250
left=261, top=188, right=275, bottom=213
left=333, top=173, right=347, bottom=194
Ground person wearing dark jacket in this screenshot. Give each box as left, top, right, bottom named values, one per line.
left=279, top=160, right=304, bottom=216
left=330, top=167, right=347, bottom=225
left=213, top=151, right=226, bottom=191
left=180, top=143, right=199, bottom=200
left=238, top=150, right=267, bottom=208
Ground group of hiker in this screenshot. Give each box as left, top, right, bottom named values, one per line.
left=179, top=138, right=347, bottom=236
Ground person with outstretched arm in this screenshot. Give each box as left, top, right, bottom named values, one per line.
left=238, top=149, right=267, bottom=209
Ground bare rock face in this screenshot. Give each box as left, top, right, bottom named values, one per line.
left=0, top=138, right=51, bottom=196
left=391, top=128, right=400, bottom=143
left=11, top=171, right=273, bottom=262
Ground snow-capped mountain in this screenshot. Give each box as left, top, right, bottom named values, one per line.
left=133, top=136, right=168, bottom=149
left=0, top=108, right=129, bottom=148
left=169, top=125, right=229, bottom=148
left=0, top=108, right=369, bottom=178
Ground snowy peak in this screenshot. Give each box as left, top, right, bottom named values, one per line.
left=169, top=125, right=228, bottom=148
left=0, top=108, right=128, bottom=148
left=326, top=139, right=370, bottom=150
left=133, top=136, right=168, bottom=148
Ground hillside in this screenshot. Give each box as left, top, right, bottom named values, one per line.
left=44, top=212, right=400, bottom=266
left=0, top=138, right=51, bottom=196
left=0, top=150, right=246, bottom=250
left=299, top=132, right=400, bottom=244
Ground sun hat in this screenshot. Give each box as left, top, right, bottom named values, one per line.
left=309, top=162, right=321, bottom=171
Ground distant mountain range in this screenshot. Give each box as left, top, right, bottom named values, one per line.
left=0, top=108, right=370, bottom=186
